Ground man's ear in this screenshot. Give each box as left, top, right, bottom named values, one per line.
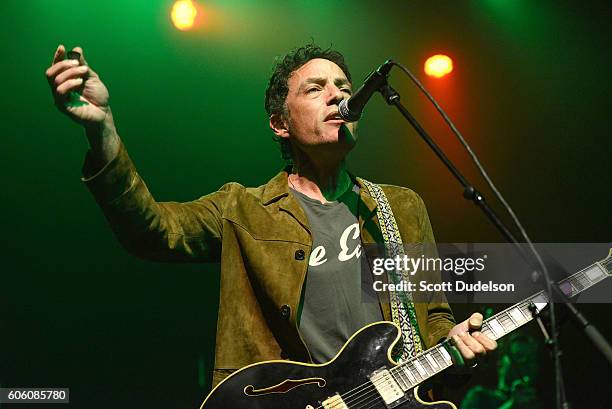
left=269, top=114, right=289, bottom=138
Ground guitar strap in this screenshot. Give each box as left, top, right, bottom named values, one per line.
left=360, top=179, right=424, bottom=362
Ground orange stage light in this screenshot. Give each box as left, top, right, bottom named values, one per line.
left=424, top=55, right=453, bottom=78
left=171, top=0, right=198, bottom=31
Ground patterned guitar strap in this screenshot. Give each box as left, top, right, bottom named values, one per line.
left=361, top=179, right=424, bottom=362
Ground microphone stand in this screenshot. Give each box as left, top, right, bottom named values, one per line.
left=376, top=82, right=612, bottom=409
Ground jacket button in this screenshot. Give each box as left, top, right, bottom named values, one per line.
left=295, top=249, right=305, bottom=260
left=280, top=304, right=291, bottom=319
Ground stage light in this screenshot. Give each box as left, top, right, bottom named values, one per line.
left=424, top=55, right=453, bottom=78
left=171, top=0, right=198, bottom=31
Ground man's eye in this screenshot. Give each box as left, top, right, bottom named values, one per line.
left=306, top=88, right=320, bottom=93
left=341, top=88, right=352, bottom=95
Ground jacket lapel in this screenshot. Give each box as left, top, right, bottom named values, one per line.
left=262, top=169, right=311, bottom=235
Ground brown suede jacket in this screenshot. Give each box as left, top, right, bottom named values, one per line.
left=82, top=143, right=455, bottom=387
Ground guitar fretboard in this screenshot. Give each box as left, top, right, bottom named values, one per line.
left=389, top=251, right=611, bottom=391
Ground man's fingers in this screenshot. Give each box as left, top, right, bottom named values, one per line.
left=451, top=320, right=469, bottom=335
left=46, top=45, right=93, bottom=90
left=460, top=333, right=486, bottom=356
left=45, top=59, right=80, bottom=86
left=71, top=46, right=99, bottom=78
left=56, top=77, right=84, bottom=96
left=448, top=313, right=478, bottom=338
left=468, top=312, right=483, bottom=330
left=72, top=46, right=88, bottom=66
left=452, top=335, right=475, bottom=363
left=51, top=44, right=65, bottom=65
left=472, top=331, right=498, bottom=352
left=447, top=312, right=495, bottom=368
left=54, top=65, right=89, bottom=87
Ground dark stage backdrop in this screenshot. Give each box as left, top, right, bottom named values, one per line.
left=1, top=1, right=610, bottom=408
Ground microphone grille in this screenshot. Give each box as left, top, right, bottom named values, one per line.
left=338, top=98, right=359, bottom=122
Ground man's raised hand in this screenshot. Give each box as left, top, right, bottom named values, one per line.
left=45, top=45, right=110, bottom=126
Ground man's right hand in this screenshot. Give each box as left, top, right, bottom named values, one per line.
left=46, top=45, right=110, bottom=126
left=46, top=44, right=120, bottom=170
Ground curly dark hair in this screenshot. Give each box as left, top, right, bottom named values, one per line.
left=264, top=44, right=352, bottom=161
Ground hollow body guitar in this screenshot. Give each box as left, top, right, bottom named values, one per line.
left=201, top=250, right=611, bottom=409
left=203, top=321, right=453, bottom=409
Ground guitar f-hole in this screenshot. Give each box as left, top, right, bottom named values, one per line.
left=243, top=377, right=326, bottom=396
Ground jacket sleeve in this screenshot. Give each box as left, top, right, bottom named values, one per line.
left=416, top=194, right=456, bottom=347
left=81, top=142, right=227, bottom=263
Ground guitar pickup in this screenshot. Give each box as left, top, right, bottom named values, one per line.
left=320, top=394, right=348, bottom=409
left=369, top=368, right=405, bottom=407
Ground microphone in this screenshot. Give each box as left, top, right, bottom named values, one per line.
left=338, top=60, right=394, bottom=122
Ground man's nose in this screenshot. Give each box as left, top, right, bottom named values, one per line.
left=326, top=86, right=344, bottom=105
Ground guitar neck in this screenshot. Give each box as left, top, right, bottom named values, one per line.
left=481, top=249, right=611, bottom=340
left=389, top=249, right=612, bottom=392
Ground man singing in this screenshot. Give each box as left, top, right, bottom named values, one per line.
left=46, top=43, right=496, bottom=390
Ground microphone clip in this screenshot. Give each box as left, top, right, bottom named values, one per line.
left=338, top=60, right=395, bottom=122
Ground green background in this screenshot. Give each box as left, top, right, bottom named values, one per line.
left=1, top=0, right=610, bottom=408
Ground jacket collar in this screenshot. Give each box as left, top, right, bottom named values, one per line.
left=262, top=168, right=291, bottom=206
left=261, top=169, right=381, bottom=239
left=262, top=169, right=378, bottom=207
left=262, top=167, right=311, bottom=233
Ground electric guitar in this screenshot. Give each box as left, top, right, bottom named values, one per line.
left=200, top=249, right=612, bottom=409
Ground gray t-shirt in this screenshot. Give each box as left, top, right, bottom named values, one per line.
left=291, top=185, right=382, bottom=363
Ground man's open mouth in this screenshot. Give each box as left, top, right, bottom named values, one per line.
left=324, top=112, right=343, bottom=121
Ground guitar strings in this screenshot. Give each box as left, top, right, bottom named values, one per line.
left=312, top=370, right=395, bottom=409
left=313, top=346, right=451, bottom=409
left=313, top=363, right=421, bottom=409
left=317, top=314, right=510, bottom=409
left=309, top=365, right=389, bottom=409
left=310, top=287, right=585, bottom=408
left=314, top=381, right=384, bottom=409
left=326, top=298, right=527, bottom=406
left=317, top=346, right=437, bottom=409
left=322, top=376, right=413, bottom=409
left=336, top=366, right=423, bottom=409
left=346, top=393, right=387, bottom=409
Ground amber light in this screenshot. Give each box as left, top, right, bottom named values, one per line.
left=424, top=55, right=453, bottom=78
left=171, top=0, right=198, bottom=31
